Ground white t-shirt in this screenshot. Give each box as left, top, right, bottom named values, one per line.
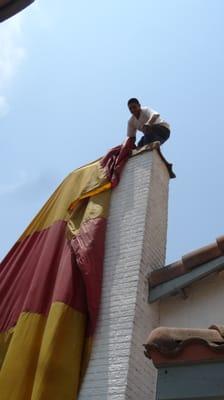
left=127, top=106, right=170, bottom=138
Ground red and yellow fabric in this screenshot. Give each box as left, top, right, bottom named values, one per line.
left=0, top=138, right=133, bottom=400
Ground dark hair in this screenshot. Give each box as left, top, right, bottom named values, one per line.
left=127, top=98, right=140, bottom=106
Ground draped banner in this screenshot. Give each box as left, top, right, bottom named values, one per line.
left=0, top=138, right=133, bottom=400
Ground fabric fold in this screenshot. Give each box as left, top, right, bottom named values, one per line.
left=0, top=138, right=133, bottom=399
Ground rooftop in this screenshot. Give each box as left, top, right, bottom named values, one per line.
left=0, top=0, right=34, bottom=22
left=148, top=235, right=224, bottom=302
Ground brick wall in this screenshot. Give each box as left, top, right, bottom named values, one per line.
left=79, top=149, right=170, bottom=400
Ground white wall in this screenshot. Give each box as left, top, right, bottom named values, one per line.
left=79, top=149, right=170, bottom=400
left=160, top=272, right=224, bottom=329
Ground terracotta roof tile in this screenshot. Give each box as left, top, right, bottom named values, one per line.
left=149, top=235, right=224, bottom=288
left=144, top=325, right=224, bottom=367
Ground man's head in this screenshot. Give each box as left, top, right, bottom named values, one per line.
left=127, top=98, right=141, bottom=118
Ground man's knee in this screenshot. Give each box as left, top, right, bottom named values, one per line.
left=160, top=129, right=170, bottom=145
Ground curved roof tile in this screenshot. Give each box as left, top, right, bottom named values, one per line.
left=144, top=325, right=224, bottom=367
left=149, top=235, right=224, bottom=288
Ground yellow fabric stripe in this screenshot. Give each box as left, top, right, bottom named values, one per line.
left=68, top=182, right=111, bottom=212
left=0, top=327, right=14, bottom=371
left=79, top=336, right=93, bottom=387
left=67, top=189, right=111, bottom=238
left=19, top=160, right=108, bottom=241
left=0, top=303, right=87, bottom=400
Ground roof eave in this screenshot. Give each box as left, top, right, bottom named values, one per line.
left=148, top=255, right=224, bottom=303
left=0, top=0, right=34, bottom=22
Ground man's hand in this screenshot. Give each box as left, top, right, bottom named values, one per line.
left=148, top=114, right=159, bottom=125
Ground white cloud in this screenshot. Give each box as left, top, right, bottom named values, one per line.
left=0, top=15, right=26, bottom=116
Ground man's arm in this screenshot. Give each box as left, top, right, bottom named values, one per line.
left=144, top=108, right=160, bottom=125
left=148, top=112, right=160, bottom=125
left=127, top=120, right=137, bottom=140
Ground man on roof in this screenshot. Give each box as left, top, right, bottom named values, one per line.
left=127, top=98, right=170, bottom=147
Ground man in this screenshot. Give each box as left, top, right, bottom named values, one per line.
left=127, top=98, right=170, bottom=147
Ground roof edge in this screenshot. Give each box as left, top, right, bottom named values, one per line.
left=131, top=141, right=176, bottom=179
left=0, top=0, right=34, bottom=23
left=149, top=235, right=224, bottom=289
left=144, top=325, right=224, bottom=367
left=148, top=255, right=224, bottom=303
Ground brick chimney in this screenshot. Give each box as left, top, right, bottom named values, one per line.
left=79, top=145, right=173, bottom=400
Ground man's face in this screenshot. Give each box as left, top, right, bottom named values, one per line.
left=128, top=102, right=141, bottom=118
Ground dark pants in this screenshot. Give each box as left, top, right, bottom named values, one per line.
left=138, top=125, right=170, bottom=147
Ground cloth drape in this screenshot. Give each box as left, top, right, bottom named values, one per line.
left=0, top=138, right=133, bottom=400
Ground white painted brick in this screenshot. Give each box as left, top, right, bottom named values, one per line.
left=79, top=149, right=170, bottom=400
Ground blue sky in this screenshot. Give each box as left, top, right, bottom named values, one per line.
left=0, top=0, right=224, bottom=264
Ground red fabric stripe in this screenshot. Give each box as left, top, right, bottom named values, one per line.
left=0, top=221, right=87, bottom=331
left=0, top=217, right=106, bottom=336
left=71, top=217, right=107, bottom=335
left=100, top=137, right=134, bottom=188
